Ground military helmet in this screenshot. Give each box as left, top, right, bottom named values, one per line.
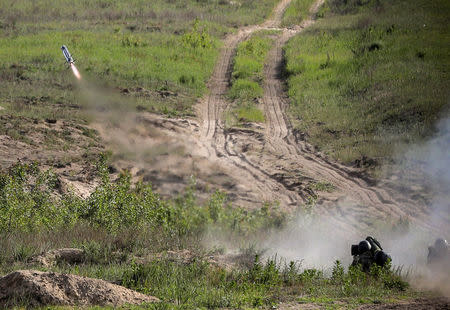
left=375, top=250, right=391, bottom=266
left=358, top=240, right=371, bottom=253
left=434, top=238, right=448, bottom=250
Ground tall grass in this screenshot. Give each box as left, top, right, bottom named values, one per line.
left=282, top=0, right=317, bottom=27
left=284, top=0, right=449, bottom=164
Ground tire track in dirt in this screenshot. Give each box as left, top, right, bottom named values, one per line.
left=100, top=0, right=435, bottom=233
left=195, top=0, right=436, bottom=232
left=256, top=0, right=435, bottom=231
left=196, top=0, right=310, bottom=208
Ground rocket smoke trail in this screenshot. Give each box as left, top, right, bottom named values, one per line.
left=70, top=63, right=81, bottom=80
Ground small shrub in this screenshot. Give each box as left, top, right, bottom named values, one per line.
left=121, top=35, right=145, bottom=47
left=300, top=268, right=324, bottom=283
left=331, top=260, right=344, bottom=284
left=282, top=260, right=302, bottom=285
left=383, top=275, right=409, bottom=291
left=182, top=19, right=213, bottom=50
left=247, top=255, right=281, bottom=286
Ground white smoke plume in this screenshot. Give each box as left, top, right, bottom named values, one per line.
left=262, top=212, right=358, bottom=271
left=258, top=117, right=450, bottom=295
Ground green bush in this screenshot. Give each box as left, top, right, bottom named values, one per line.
left=182, top=19, right=214, bottom=50
left=0, top=162, right=63, bottom=232
left=0, top=159, right=287, bottom=239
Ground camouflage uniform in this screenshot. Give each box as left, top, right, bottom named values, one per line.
left=351, top=236, right=382, bottom=272
left=427, top=239, right=449, bottom=271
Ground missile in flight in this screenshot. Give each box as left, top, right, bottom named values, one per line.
left=61, top=45, right=75, bottom=64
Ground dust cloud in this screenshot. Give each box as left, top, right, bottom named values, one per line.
left=72, top=74, right=216, bottom=200
left=262, top=211, right=358, bottom=270
left=75, top=78, right=168, bottom=165
left=258, top=117, right=449, bottom=295
left=395, top=116, right=450, bottom=297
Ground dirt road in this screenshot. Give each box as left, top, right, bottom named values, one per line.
left=193, top=0, right=438, bottom=233
left=92, top=0, right=444, bottom=235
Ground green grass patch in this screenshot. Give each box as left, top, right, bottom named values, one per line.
left=308, top=180, right=336, bottom=192
left=284, top=0, right=450, bottom=165
left=0, top=29, right=218, bottom=118
left=0, top=0, right=280, bottom=36
left=236, top=104, right=266, bottom=123
left=229, top=79, right=263, bottom=101
left=282, top=0, right=317, bottom=27
left=2, top=255, right=421, bottom=309
left=227, top=31, right=276, bottom=125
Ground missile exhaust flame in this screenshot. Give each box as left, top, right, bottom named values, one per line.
left=70, top=63, right=81, bottom=80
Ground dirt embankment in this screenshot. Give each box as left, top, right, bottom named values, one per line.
left=0, top=270, right=159, bottom=307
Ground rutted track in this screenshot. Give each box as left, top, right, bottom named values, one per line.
left=195, top=0, right=435, bottom=232
left=95, top=0, right=440, bottom=233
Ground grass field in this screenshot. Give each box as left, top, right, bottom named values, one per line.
left=281, top=0, right=317, bottom=27
left=0, top=0, right=280, bottom=120
left=226, top=31, right=277, bottom=126
left=284, top=0, right=450, bottom=165
left=0, top=161, right=423, bottom=309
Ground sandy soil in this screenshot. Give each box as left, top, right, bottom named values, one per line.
left=0, top=270, right=159, bottom=307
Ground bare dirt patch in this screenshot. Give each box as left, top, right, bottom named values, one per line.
left=358, top=297, right=450, bottom=309
left=0, top=269, right=159, bottom=307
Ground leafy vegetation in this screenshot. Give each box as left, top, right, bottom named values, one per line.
left=0, top=159, right=286, bottom=238
left=0, top=160, right=423, bottom=308
left=284, top=0, right=450, bottom=164
left=227, top=31, right=276, bottom=125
